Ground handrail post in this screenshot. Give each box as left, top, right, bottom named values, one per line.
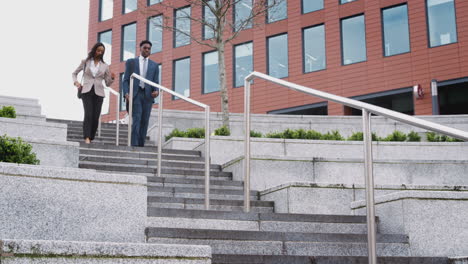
left=128, top=77, right=134, bottom=146
left=157, top=91, right=164, bottom=178
left=98, top=116, right=102, bottom=138
left=116, top=94, right=120, bottom=146
left=363, top=109, right=377, bottom=264
left=243, top=79, right=251, bottom=212
left=204, top=106, right=211, bottom=210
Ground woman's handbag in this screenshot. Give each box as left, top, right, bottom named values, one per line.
left=77, top=60, right=87, bottom=99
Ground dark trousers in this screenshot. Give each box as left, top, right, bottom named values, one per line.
left=131, top=90, right=153, bottom=147
left=82, top=87, right=104, bottom=140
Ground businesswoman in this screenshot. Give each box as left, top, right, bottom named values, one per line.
left=72, top=42, right=115, bottom=144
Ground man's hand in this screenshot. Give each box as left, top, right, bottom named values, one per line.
left=151, top=91, right=159, bottom=98
left=125, top=94, right=129, bottom=101
left=111, top=72, right=116, bottom=80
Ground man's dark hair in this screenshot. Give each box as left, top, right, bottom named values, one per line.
left=140, top=40, right=152, bottom=47
left=86, top=42, right=106, bottom=63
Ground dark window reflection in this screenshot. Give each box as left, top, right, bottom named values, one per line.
left=268, top=34, right=288, bottom=78
left=122, top=23, right=136, bottom=61
left=173, top=58, right=190, bottom=99
left=303, top=25, right=326, bottom=73
left=268, top=0, right=287, bottom=23
left=302, top=0, right=323, bottom=14
left=148, top=15, right=163, bottom=53
left=427, top=0, right=457, bottom=47
left=234, top=0, right=253, bottom=31
left=175, top=7, right=191, bottom=47
left=234, top=42, right=253, bottom=87
left=383, top=5, right=410, bottom=56
left=203, top=51, right=219, bottom=93
left=341, top=15, right=366, bottom=65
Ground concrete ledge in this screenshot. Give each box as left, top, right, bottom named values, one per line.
left=27, top=138, right=79, bottom=167
left=164, top=137, right=204, bottom=150
left=224, top=155, right=468, bottom=191
left=194, top=136, right=468, bottom=165
left=0, top=163, right=147, bottom=243
left=0, top=117, right=68, bottom=141
left=351, top=191, right=468, bottom=257
left=0, top=239, right=211, bottom=263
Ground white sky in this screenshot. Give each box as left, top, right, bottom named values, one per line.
left=0, top=0, right=90, bottom=121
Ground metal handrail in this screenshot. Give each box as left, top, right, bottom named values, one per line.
left=97, top=87, right=120, bottom=146
left=243, top=71, right=468, bottom=264
left=129, top=73, right=212, bottom=210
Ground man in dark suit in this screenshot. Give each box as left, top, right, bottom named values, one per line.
left=123, top=40, right=159, bottom=147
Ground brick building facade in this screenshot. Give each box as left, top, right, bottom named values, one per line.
left=88, top=0, right=468, bottom=121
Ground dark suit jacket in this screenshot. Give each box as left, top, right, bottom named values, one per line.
left=122, top=57, right=159, bottom=103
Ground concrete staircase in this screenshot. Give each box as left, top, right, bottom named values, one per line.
left=55, top=119, right=454, bottom=263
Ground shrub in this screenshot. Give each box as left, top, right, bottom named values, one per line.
left=382, top=131, right=407, bottom=142
left=320, top=130, right=344, bottom=141
left=305, top=130, right=322, bottom=140
left=0, top=135, right=40, bottom=165
left=294, top=129, right=308, bottom=139
left=265, top=132, right=283, bottom=138
left=165, top=128, right=186, bottom=141
left=282, top=128, right=296, bottom=139
left=0, top=106, right=16, bottom=118
left=214, top=125, right=230, bottom=136
left=348, top=132, right=364, bottom=141
left=186, top=128, right=205, bottom=138
left=426, top=132, right=464, bottom=142
left=407, top=131, right=421, bottom=142
left=250, top=130, right=262, bottom=137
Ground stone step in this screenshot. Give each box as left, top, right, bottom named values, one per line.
left=146, top=227, right=410, bottom=256
left=96, top=170, right=233, bottom=181
left=79, top=149, right=204, bottom=161
left=79, top=155, right=221, bottom=170
left=147, top=186, right=258, bottom=197
left=147, top=190, right=257, bottom=201
left=211, top=255, right=450, bottom=264
left=147, top=180, right=243, bottom=191
left=79, top=142, right=201, bottom=156
left=148, top=197, right=273, bottom=212
left=79, top=162, right=232, bottom=178
left=48, top=118, right=129, bottom=129
left=147, top=208, right=368, bottom=234
left=147, top=176, right=243, bottom=188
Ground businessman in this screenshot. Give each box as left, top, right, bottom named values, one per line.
left=123, top=40, right=159, bottom=147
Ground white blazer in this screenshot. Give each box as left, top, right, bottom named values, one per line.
left=72, top=59, right=114, bottom=97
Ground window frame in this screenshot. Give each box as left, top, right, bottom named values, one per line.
left=233, top=41, right=253, bottom=88
left=301, top=0, right=324, bottom=14
left=120, top=22, right=137, bottom=62
left=302, top=23, right=326, bottom=74
left=122, top=0, right=138, bottom=14
left=173, top=6, right=192, bottom=48
left=267, top=0, right=288, bottom=24
left=202, top=50, right=220, bottom=94
left=172, top=56, right=191, bottom=100
left=98, top=29, right=112, bottom=64
left=99, top=0, right=113, bottom=22
left=381, top=3, right=411, bottom=57
left=340, top=13, right=367, bottom=66
left=425, top=0, right=458, bottom=48
left=147, top=15, right=163, bottom=54
left=233, top=0, right=253, bottom=32
left=339, top=0, right=358, bottom=5
left=266, top=32, right=289, bottom=79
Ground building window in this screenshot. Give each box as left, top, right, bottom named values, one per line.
left=234, top=0, right=252, bottom=31
left=234, top=42, right=253, bottom=87
left=203, top=1, right=215, bottom=40
left=119, top=73, right=126, bottom=111
left=268, top=33, right=288, bottom=78
left=341, top=15, right=366, bottom=65
left=268, top=0, right=287, bottom=23
left=121, top=23, right=137, bottom=61
left=340, top=0, right=357, bottom=4
left=148, top=15, right=163, bottom=53
left=303, top=24, right=326, bottom=73
left=174, top=6, right=191, bottom=48
left=123, top=0, right=137, bottom=14
left=98, top=30, right=112, bottom=64
left=347, top=88, right=414, bottom=115
left=302, top=0, right=323, bottom=14
left=99, top=0, right=113, bottom=21
left=173, top=57, right=190, bottom=99
left=203, top=51, right=219, bottom=94
left=268, top=102, right=328, bottom=115
left=382, top=4, right=410, bottom=57
left=154, top=64, right=162, bottom=104
left=148, top=0, right=162, bottom=6
left=427, top=0, right=457, bottom=47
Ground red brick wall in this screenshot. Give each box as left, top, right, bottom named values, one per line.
left=89, top=0, right=468, bottom=121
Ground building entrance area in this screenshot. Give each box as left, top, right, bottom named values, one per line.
left=438, top=78, right=468, bottom=115
left=268, top=102, right=328, bottom=115
left=346, top=88, right=414, bottom=116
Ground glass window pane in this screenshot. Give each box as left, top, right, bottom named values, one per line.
left=174, top=58, right=190, bottom=99
left=268, top=34, right=288, bottom=78
left=234, top=42, right=253, bottom=87
left=234, top=0, right=252, bottom=31
left=303, top=0, right=323, bottom=14
left=383, top=5, right=410, bottom=56
left=268, top=0, right=287, bottom=23
left=427, top=0, right=457, bottom=47
left=149, top=0, right=162, bottom=5
left=100, top=0, right=113, bottom=21
left=98, top=30, right=112, bottom=64
left=119, top=73, right=126, bottom=111
left=148, top=16, right=163, bottom=53
left=340, top=0, right=357, bottom=4
left=175, top=7, right=191, bottom=47
left=204, top=1, right=215, bottom=39
left=303, top=25, right=326, bottom=73
left=203, top=51, right=219, bottom=93
left=341, top=15, right=366, bottom=65
left=124, top=0, right=137, bottom=14
left=122, top=23, right=137, bottom=61
left=154, top=64, right=162, bottom=104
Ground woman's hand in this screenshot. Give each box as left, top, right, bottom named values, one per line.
left=74, top=81, right=82, bottom=89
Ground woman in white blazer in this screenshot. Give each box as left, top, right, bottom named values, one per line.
left=72, top=42, right=115, bottom=144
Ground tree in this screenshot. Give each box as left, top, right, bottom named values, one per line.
left=146, top=0, right=286, bottom=129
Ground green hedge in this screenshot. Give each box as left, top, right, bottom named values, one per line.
left=0, top=106, right=16, bottom=118
left=0, top=135, right=40, bottom=165
left=426, top=132, right=463, bottom=142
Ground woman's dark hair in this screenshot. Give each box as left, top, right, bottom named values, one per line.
left=86, top=42, right=106, bottom=63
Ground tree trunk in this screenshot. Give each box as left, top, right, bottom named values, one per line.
left=218, top=42, right=229, bottom=129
